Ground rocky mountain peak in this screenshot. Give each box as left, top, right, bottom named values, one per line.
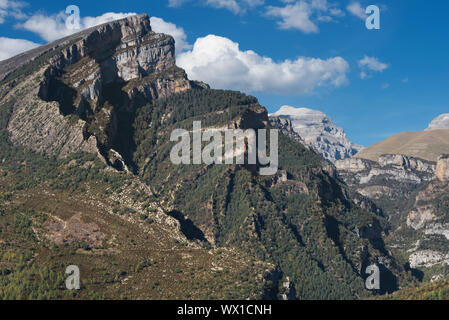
left=0, top=14, right=207, bottom=171
left=0, top=14, right=154, bottom=82
left=426, top=113, right=449, bottom=131
left=270, top=105, right=364, bottom=162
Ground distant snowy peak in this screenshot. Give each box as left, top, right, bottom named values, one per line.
left=427, top=113, right=449, bottom=131
left=271, top=105, right=364, bottom=163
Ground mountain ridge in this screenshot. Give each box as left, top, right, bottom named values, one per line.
left=355, top=129, right=449, bottom=162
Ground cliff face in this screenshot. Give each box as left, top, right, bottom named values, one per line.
left=335, top=154, right=436, bottom=199
left=0, top=14, right=205, bottom=169
left=336, top=152, right=449, bottom=275
left=270, top=106, right=364, bottom=163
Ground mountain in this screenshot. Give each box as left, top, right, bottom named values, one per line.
left=0, top=13, right=208, bottom=171
left=0, top=14, right=415, bottom=300
left=270, top=106, right=364, bottom=163
left=355, top=130, right=449, bottom=162
left=427, top=114, right=449, bottom=131
left=336, top=133, right=449, bottom=282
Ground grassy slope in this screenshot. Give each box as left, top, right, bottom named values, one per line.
left=355, top=129, right=449, bottom=162
left=0, top=142, right=274, bottom=300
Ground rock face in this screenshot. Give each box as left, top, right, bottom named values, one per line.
left=436, top=155, right=449, bottom=182
left=336, top=151, right=449, bottom=274
left=335, top=154, right=436, bottom=199
left=427, top=114, right=449, bottom=130
left=270, top=106, right=363, bottom=162
left=409, top=250, right=449, bottom=269
left=268, top=116, right=307, bottom=148
left=0, top=14, right=207, bottom=169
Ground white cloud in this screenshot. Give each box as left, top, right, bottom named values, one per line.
left=150, top=17, right=191, bottom=53
left=0, top=9, right=6, bottom=23
left=358, top=56, right=388, bottom=71
left=347, top=2, right=367, bottom=20
left=266, top=0, right=344, bottom=33
left=169, top=0, right=264, bottom=14
left=0, top=37, right=39, bottom=61
left=168, top=0, right=189, bottom=7
left=206, top=0, right=242, bottom=14
left=177, top=34, right=349, bottom=94
left=358, top=56, right=389, bottom=79
left=266, top=1, right=318, bottom=33
left=0, top=0, right=26, bottom=23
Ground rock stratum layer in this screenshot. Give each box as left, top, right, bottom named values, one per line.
left=270, top=106, right=363, bottom=163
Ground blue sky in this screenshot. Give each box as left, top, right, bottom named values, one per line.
left=0, top=0, right=448, bottom=146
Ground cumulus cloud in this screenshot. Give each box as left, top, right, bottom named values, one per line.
left=0, top=0, right=27, bottom=23
left=347, top=2, right=367, bottom=20
left=0, top=37, right=39, bottom=61
left=266, top=0, right=345, bottom=33
left=266, top=1, right=318, bottom=33
left=177, top=35, right=349, bottom=94
left=358, top=56, right=389, bottom=79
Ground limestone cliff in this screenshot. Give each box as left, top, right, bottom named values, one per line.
left=335, top=154, right=436, bottom=199
left=0, top=14, right=207, bottom=170
left=336, top=152, right=449, bottom=273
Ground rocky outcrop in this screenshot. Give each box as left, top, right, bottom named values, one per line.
left=270, top=106, right=363, bottom=163
left=407, top=205, right=435, bottom=230
left=336, top=151, right=449, bottom=274
left=0, top=14, right=205, bottom=169
left=409, top=250, right=449, bottom=269
left=427, top=114, right=449, bottom=130
left=269, top=116, right=308, bottom=148
left=335, top=154, right=436, bottom=199
left=436, top=155, right=449, bottom=182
